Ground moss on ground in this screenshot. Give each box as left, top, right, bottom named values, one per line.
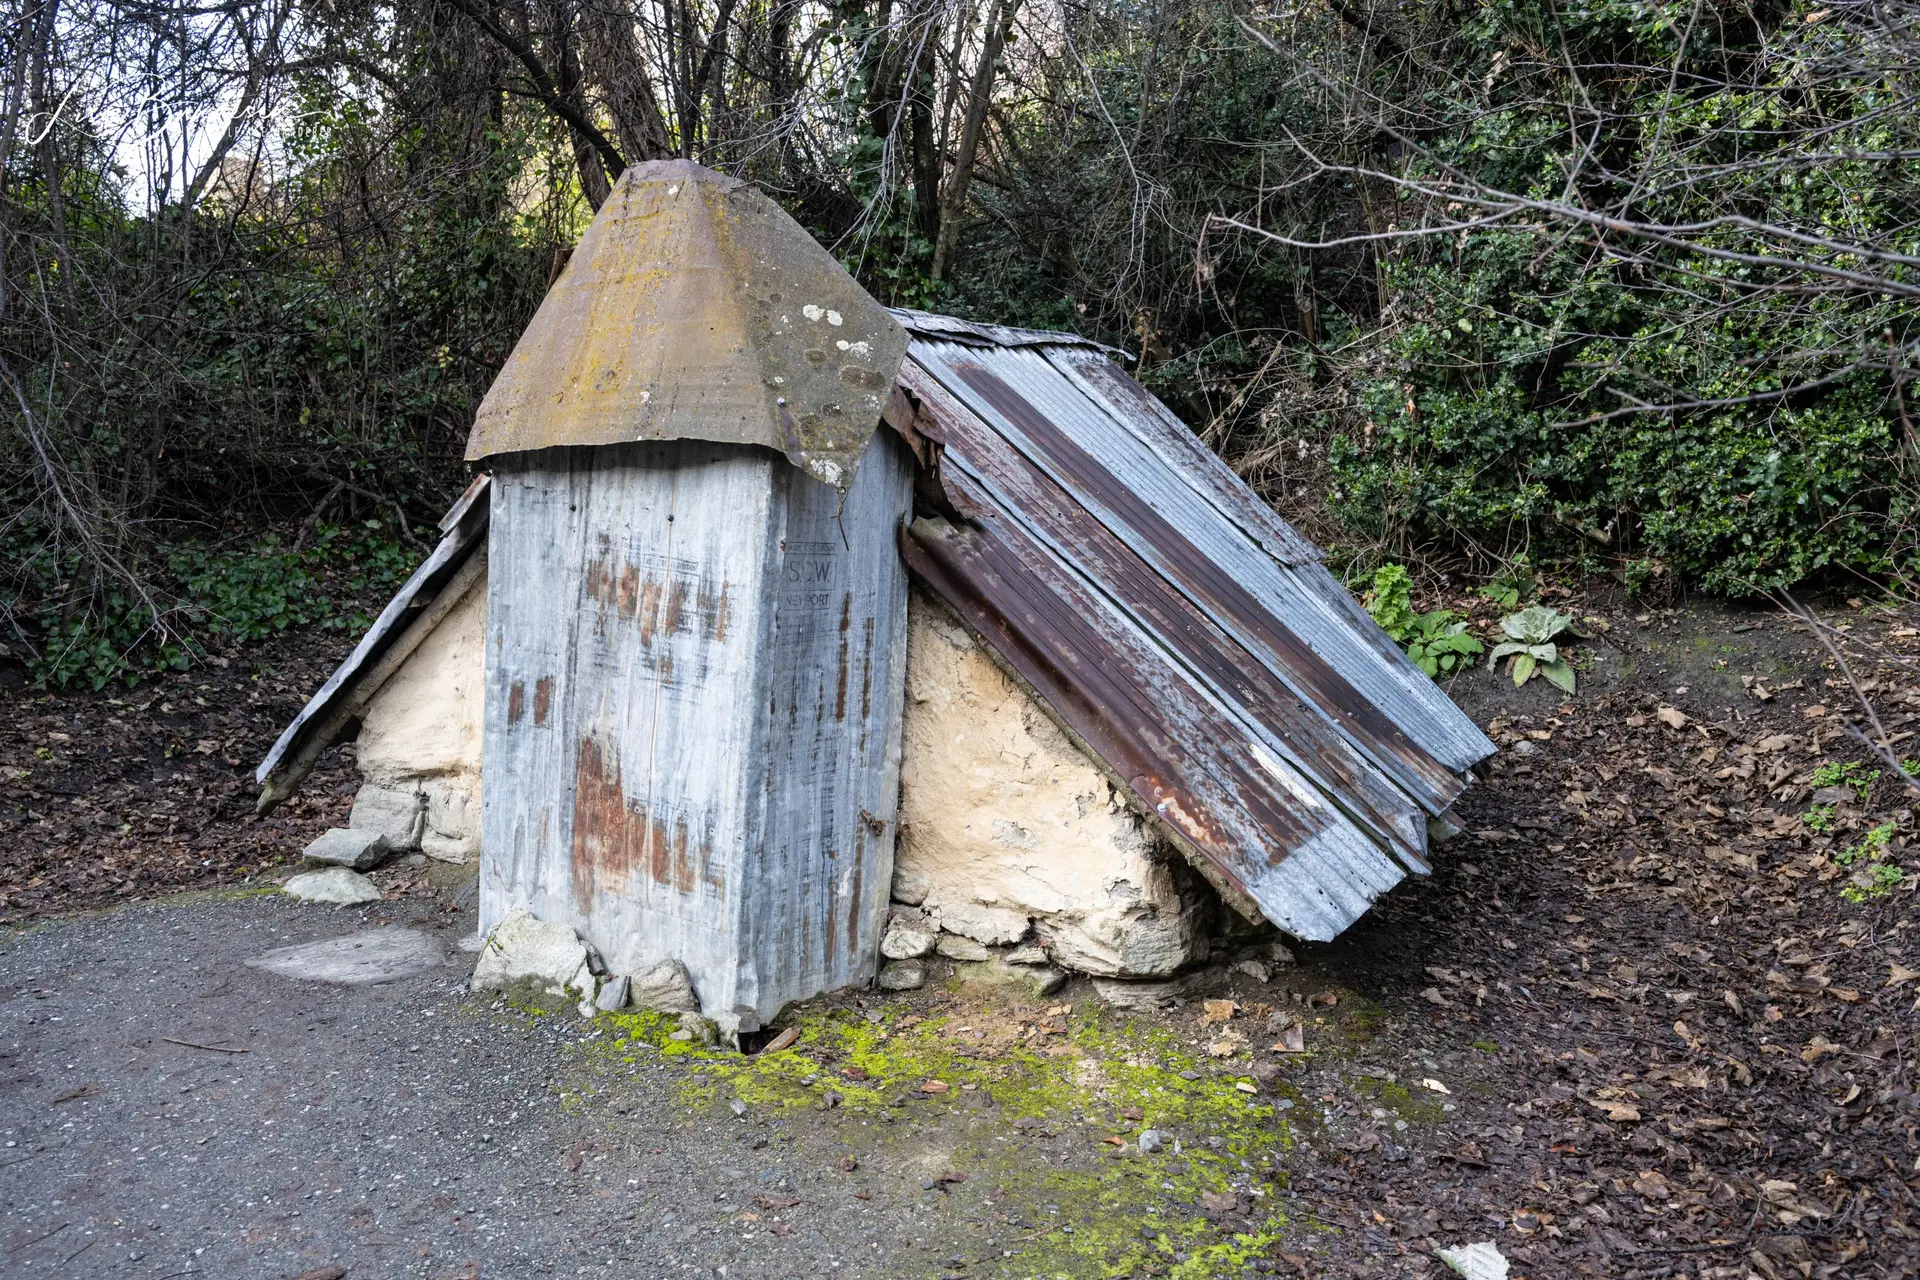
left=585, top=1000, right=1309, bottom=1277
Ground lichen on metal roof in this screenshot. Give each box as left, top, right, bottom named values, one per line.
left=465, top=160, right=908, bottom=491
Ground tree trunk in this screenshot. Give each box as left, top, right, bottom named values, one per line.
left=930, top=0, right=1014, bottom=281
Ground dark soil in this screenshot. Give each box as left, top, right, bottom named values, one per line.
left=0, top=627, right=363, bottom=923
left=2, top=588, right=1917, bottom=1279
left=1253, top=591, right=1920, bottom=1278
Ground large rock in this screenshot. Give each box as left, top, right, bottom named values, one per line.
left=247, top=928, right=445, bottom=985
left=301, top=827, right=392, bottom=871
left=954, top=957, right=1067, bottom=999
left=627, top=959, right=699, bottom=1013
left=893, top=592, right=1210, bottom=977
left=471, top=909, right=594, bottom=997
left=348, top=784, right=426, bottom=850
left=283, top=866, right=383, bottom=905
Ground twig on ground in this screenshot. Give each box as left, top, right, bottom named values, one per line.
left=160, top=1036, right=251, bottom=1054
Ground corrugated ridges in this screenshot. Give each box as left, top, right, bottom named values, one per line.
left=891, top=323, right=1495, bottom=939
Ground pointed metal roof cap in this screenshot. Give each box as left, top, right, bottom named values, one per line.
left=465, top=160, right=907, bottom=489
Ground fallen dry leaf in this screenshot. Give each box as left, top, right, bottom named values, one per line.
left=1656, top=705, right=1689, bottom=729
left=1200, top=999, right=1239, bottom=1024
left=918, top=1079, right=950, bottom=1094
left=1271, top=1025, right=1306, bottom=1054
left=1588, top=1098, right=1642, bottom=1122
left=1888, top=964, right=1920, bottom=986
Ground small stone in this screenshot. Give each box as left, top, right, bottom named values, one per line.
left=1092, top=976, right=1187, bottom=1011
left=595, top=974, right=631, bottom=1012
left=729, top=1098, right=748, bottom=1117
left=1138, top=1129, right=1165, bottom=1153
left=934, top=933, right=991, bottom=962
left=282, top=867, right=383, bottom=905
left=1231, top=959, right=1271, bottom=983
left=1266, top=941, right=1297, bottom=967
left=1004, top=943, right=1050, bottom=965
left=628, top=959, right=699, bottom=1013
left=881, top=912, right=939, bottom=960
left=300, top=828, right=393, bottom=872
left=877, top=960, right=926, bottom=990
left=676, top=1012, right=719, bottom=1045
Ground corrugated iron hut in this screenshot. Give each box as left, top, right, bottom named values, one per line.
left=260, top=163, right=1496, bottom=1028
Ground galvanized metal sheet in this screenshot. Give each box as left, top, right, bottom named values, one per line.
left=889, top=325, right=1497, bottom=938
left=1043, top=347, right=1324, bottom=567
left=894, top=360, right=1436, bottom=868
left=908, top=340, right=1488, bottom=801
left=481, top=435, right=913, bottom=1031
left=467, top=161, right=907, bottom=492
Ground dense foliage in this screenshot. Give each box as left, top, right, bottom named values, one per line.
left=4, top=0, right=1916, bottom=683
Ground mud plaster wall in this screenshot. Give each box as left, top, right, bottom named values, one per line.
left=892, top=588, right=1207, bottom=977
left=352, top=575, right=485, bottom=861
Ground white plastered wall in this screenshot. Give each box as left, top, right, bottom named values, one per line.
left=350, top=574, right=486, bottom=861
left=891, top=588, right=1207, bottom=977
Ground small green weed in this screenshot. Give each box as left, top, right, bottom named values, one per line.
left=1811, top=760, right=1879, bottom=803
left=1365, top=564, right=1485, bottom=678
left=1477, top=560, right=1535, bottom=610
left=1837, top=822, right=1905, bottom=903
left=1805, top=806, right=1834, bottom=834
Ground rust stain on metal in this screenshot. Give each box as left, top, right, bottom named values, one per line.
left=859, top=618, right=875, bottom=722
left=571, top=737, right=706, bottom=912
left=846, top=845, right=864, bottom=960
left=465, top=160, right=907, bottom=490
left=507, top=681, right=527, bottom=726
left=835, top=593, right=851, bottom=720
left=585, top=557, right=732, bottom=647
left=533, top=676, right=553, bottom=726
left=951, top=359, right=1440, bottom=785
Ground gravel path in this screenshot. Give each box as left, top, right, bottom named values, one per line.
left=0, top=892, right=964, bottom=1280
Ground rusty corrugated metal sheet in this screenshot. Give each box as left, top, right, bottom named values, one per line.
left=889, top=314, right=1495, bottom=939
left=466, top=161, right=907, bottom=492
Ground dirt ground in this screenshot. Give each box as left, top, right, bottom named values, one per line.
left=2, top=586, right=1917, bottom=1279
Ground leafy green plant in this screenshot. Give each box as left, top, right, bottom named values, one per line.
left=1805, top=806, right=1835, bottom=835
left=1490, top=605, right=1579, bottom=693
left=1478, top=562, right=1536, bottom=610
left=1364, top=563, right=1485, bottom=678
left=1837, top=822, right=1905, bottom=902
left=1811, top=760, right=1879, bottom=803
